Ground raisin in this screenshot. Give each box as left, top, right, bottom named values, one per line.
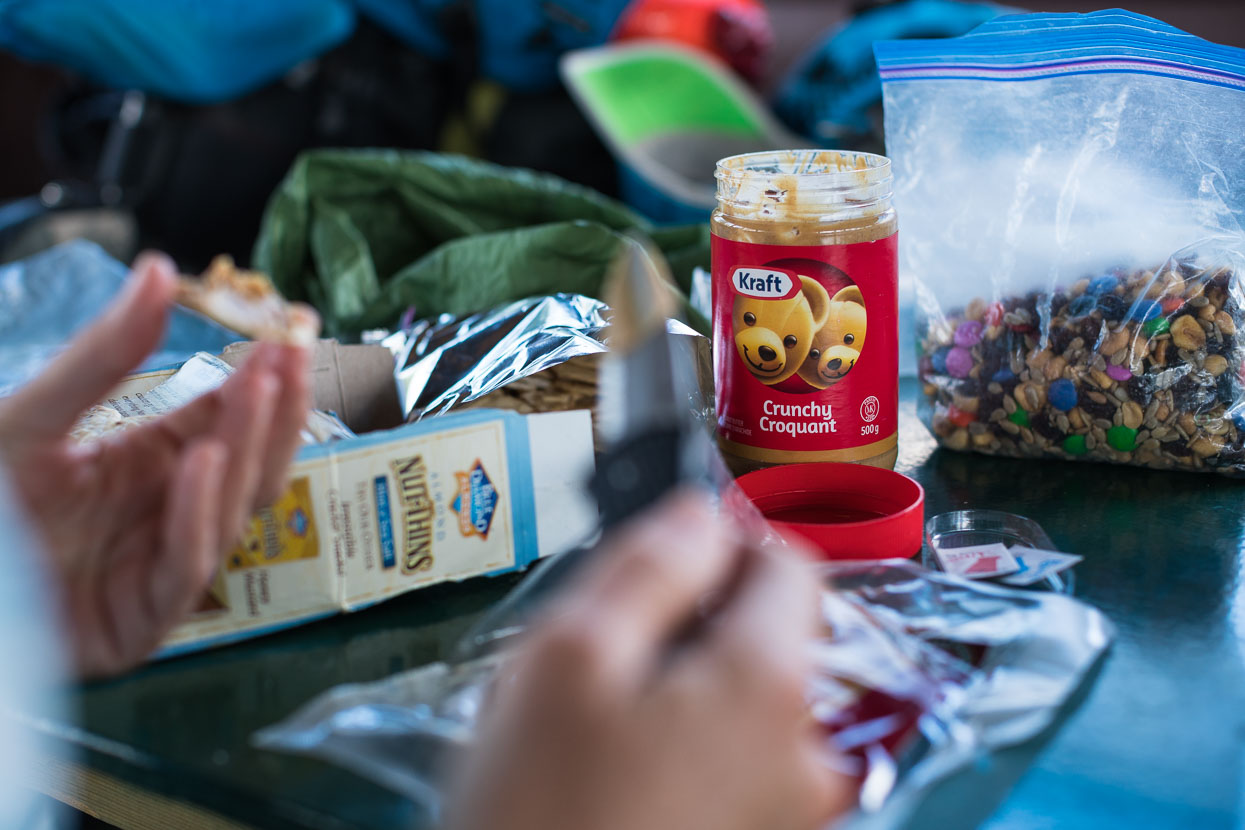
left=1126, top=375, right=1155, bottom=406
left=1215, top=447, right=1245, bottom=468
left=1079, top=395, right=1116, bottom=420
left=1097, top=294, right=1126, bottom=321
left=1217, top=372, right=1238, bottom=405
left=1030, top=411, right=1063, bottom=441
left=1001, top=328, right=1026, bottom=357
left=957, top=378, right=983, bottom=397
left=980, top=352, right=1004, bottom=382
left=1049, top=325, right=1076, bottom=354
left=1078, top=317, right=1105, bottom=348
left=1172, top=374, right=1215, bottom=412
left=1166, top=440, right=1193, bottom=458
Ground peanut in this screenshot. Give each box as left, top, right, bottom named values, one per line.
left=1170, top=315, right=1207, bottom=351
left=1214, top=310, right=1236, bottom=336
left=1205, top=354, right=1229, bottom=377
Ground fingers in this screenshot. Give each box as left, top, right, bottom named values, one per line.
left=11, top=251, right=177, bottom=440
left=255, top=343, right=312, bottom=504
left=531, top=490, right=743, bottom=691
left=213, top=361, right=280, bottom=539
left=704, top=544, right=820, bottom=672
left=811, top=751, right=859, bottom=828
left=689, top=547, right=839, bottom=828
left=154, top=342, right=310, bottom=506
left=75, top=439, right=228, bottom=678
left=152, top=439, right=228, bottom=624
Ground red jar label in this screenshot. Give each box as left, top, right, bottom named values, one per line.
left=711, top=233, right=898, bottom=463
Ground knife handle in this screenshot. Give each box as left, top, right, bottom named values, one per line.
left=590, top=428, right=685, bottom=531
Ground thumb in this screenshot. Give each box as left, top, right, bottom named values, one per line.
left=11, top=251, right=178, bottom=439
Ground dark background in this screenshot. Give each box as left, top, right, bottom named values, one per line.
left=4, top=0, right=1244, bottom=200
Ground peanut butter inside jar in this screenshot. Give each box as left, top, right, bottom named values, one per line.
left=712, top=150, right=898, bottom=476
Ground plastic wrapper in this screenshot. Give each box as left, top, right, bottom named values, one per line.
left=68, top=351, right=355, bottom=446
left=0, top=240, right=241, bottom=397
left=876, top=11, right=1245, bottom=474
left=255, top=559, right=1112, bottom=826
left=389, top=293, right=713, bottom=443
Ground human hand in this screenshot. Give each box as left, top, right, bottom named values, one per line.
left=447, top=491, right=854, bottom=830
left=0, top=252, right=313, bottom=678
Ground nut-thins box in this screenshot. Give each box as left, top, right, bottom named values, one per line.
left=99, top=341, right=598, bottom=657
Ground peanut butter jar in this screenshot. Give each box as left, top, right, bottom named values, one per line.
left=711, top=150, right=899, bottom=476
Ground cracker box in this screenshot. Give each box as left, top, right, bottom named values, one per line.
left=97, top=341, right=598, bottom=656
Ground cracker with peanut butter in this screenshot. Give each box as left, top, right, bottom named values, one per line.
left=177, top=256, right=320, bottom=346
left=69, top=405, right=155, bottom=443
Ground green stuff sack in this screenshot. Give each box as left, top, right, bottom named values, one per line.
left=253, top=149, right=710, bottom=335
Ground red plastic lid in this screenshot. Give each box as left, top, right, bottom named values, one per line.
left=735, top=463, right=924, bottom=560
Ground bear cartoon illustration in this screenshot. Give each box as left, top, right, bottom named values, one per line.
left=733, top=276, right=831, bottom=385
left=798, top=285, right=867, bottom=389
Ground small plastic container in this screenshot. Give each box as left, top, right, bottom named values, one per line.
left=923, top=509, right=1075, bottom=594
left=735, top=462, right=923, bottom=560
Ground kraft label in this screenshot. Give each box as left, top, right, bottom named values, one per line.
left=711, top=234, right=899, bottom=461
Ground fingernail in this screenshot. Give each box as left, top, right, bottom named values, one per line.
left=121, top=251, right=176, bottom=304
left=132, top=251, right=176, bottom=285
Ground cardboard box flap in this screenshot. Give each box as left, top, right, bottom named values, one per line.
left=223, top=340, right=402, bottom=433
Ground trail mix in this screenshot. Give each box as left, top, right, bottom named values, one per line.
left=918, top=261, right=1245, bottom=474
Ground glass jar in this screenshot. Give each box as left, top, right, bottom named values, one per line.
left=711, top=150, right=899, bottom=476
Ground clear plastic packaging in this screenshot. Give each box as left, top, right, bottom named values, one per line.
left=0, top=240, right=239, bottom=396
left=255, top=559, right=1112, bottom=825
left=876, top=11, right=1245, bottom=474
left=924, top=509, right=1074, bottom=594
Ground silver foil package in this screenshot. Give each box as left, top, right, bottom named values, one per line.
left=254, top=560, right=1112, bottom=825
left=391, top=294, right=610, bottom=421
left=386, top=293, right=713, bottom=442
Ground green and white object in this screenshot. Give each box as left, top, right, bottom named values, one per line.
left=561, top=41, right=801, bottom=224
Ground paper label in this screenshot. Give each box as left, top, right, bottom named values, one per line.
left=1000, top=547, right=1083, bottom=586
left=934, top=542, right=1020, bottom=580
left=712, top=233, right=898, bottom=463
left=106, top=353, right=231, bottom=417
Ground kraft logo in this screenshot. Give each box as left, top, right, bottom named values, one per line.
left=732, top=267, right=800, bottom=300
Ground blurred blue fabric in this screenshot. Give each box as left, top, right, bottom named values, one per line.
left=775, top=0, right=1003, bottom=142
left=475, top=0, right=629, bottom=91
left=0, top=0, right=633, bottom=99
left=0, top=0, right=355, bottom=102
left=0, top=241, right=241, bottom=396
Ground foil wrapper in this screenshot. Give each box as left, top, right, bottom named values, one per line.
left=391, top=294, right=610, bottom=421
left=255, top=560, right=1113, bottom=824
left=387, top=294, right=712, bottom=437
